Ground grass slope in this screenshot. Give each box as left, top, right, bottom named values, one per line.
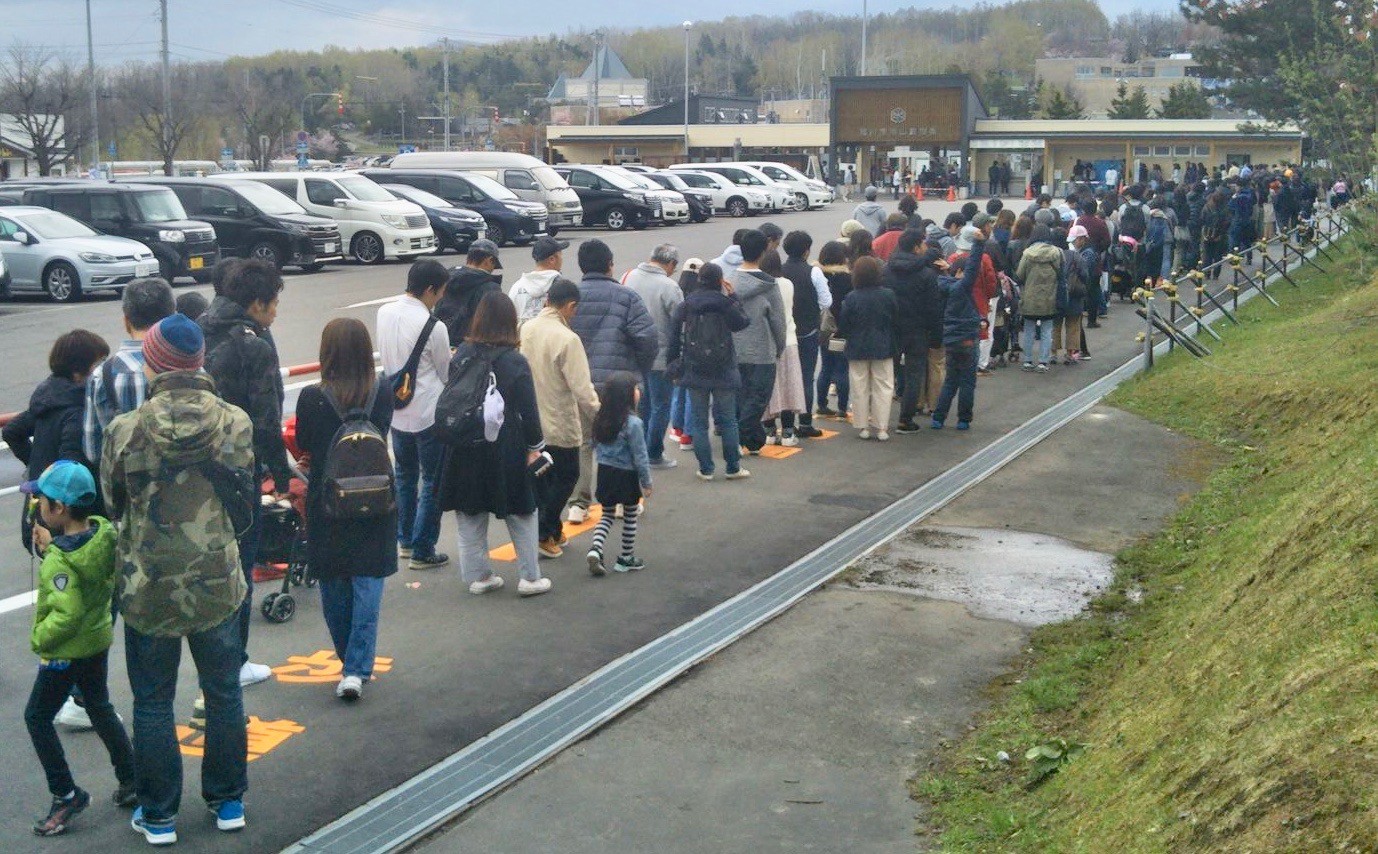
left=916, top=235, right=1378, bottom=852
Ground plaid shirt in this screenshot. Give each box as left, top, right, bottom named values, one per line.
left=83, top=340, right=148, bottom=465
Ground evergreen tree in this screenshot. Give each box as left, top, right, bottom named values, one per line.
left=1107, top=81, right=1151, bottom=119
left=1042, top=85, right=1084, bottom=120
left=1155, top=81, right=1212, bottom=119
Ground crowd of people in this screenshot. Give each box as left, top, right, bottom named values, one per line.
left=2, top=159, right=1340, bottom=842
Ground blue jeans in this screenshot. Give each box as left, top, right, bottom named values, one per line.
left=934, top=339, right=978, bottom=424
left=236, top=498, right=262, bottom=666
left=125, top=613, right=247, bottom=825
left=319, top=575, right=384, bottom=680
left=817, top=348, right=849, bottom=413
left=689, top=388, right=741, bottom=476
left=1021, top=318, right=1053, bottom=365
left=392, top=428, right=443, bottom=559
left=669, top=386, right=691, bottom=434
left=796, top=331, right=820, bottom=425
left=639, top=370, right=674, bottom=461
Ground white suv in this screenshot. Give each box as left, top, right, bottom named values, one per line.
left=666, top=170, right=769, bottom=218
left=738, top=161, right=834, bottom=209
left=670, top=163, right=795, bottom=212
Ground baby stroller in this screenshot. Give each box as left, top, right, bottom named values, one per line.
left=257, top=415, right=311, bottom=624
left=1107, top=236, right=1139, bottom=301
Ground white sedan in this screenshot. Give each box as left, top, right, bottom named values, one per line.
left=665, top=170, right=771, bottom=218
left=0, top=206, right=159, bottom=302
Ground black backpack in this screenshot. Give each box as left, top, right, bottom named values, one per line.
left=319, top=383, right=395, bottom=520
left=683, top=308, right=733, bottom=375
left=434, top=347, right=505, bottom=446
left=1120, top=202, right=1147, bottom=240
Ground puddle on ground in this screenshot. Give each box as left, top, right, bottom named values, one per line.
left=847, top=525, right=1114, bottom=627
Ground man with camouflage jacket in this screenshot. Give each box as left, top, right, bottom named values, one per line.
left=101, top=314, right=255, bottom=843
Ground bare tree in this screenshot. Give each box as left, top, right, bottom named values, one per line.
left=0, top=45, right=88, bottom=175
left=226, top=66, right=297, bottom=170
left=113, top=62, right=203, bottom=175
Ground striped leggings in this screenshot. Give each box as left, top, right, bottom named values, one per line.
left=591, top=504, right=639, bottom=559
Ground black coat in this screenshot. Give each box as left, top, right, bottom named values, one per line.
left=435, top=265, right=501, bottom=344
left=666, top=289, right=750, bottom=390
left=200, top=296, right=291, bottom=488
left=882, top=247, right=944, bottom=349
left=838, top=286, right=898, bottom=361
left=3, top=374, right=87, bottom=479
left=294, top=383, right=397, bottom=579
left=435, top=344, right=544, bottom=518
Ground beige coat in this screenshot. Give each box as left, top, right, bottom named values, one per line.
left=519, top=306, right=599, bottom=449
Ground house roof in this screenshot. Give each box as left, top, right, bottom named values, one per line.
left=579, top=46, right=635, bottom=81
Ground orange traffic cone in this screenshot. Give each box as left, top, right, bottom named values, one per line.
left=1024, top=182, right=1033, bottom=201
left=914, top=184, right=924, bottom=201
left=946, top=185, right=957, bottom=202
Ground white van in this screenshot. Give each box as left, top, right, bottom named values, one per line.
left=669, top=163, right=795, bottom=212
left=388, top=151, right=583, bottom=232
left=222, top=172, right=435, bottom=264
left=737, top=161, right=834, bottom=209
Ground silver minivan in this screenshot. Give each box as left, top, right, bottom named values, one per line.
left=387, top=152, right=583, bottom=233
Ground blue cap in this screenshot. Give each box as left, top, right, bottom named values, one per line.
left=21, top=460, right=98, bottom=508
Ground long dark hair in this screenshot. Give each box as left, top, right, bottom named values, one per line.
left=320, top=317, right=375, bottom=410
left=466, top=291, right=519, bottom=347
left=591, top=371, right=638, bottom=445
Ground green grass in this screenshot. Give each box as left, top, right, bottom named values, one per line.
left=914, top=232, right=1378, bottom=852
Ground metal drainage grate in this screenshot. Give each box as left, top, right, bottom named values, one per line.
left=285, top=235, right=1335, bottom=854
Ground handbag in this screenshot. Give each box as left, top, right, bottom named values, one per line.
left=820, top=308, right=846, bottom=352
left=389, top=315, right=438, bottom=411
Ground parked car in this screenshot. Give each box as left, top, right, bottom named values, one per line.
left=221, top=172, right=434, bottom=264
left=359, top=168, right=547, bottom=247
left=737, top=161, right=834, bottom=209
left=376, top=183, right=487, bottom=254
left=122, top=176, right=342, bottom=272
left=642, top=171, right=714, bottom=223
left=665, top=169, right=770, bottom=218
left=0, top=206, right=158, bottom=302
left=387, top=151, right=583, bottom=233
left=669, top=163, right=796, bottom=212
left=19, top=183, right=218, bottom=281
left=594, top=166, right=690, bottom=225
left=552, top=165, right=659, bottom=231
left=0, top=247, right=8, bottom=296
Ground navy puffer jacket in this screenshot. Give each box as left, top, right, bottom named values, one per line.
left=569, top=272, right=659, bottom=384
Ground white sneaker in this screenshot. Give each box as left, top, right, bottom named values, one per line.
left=518, top=577, right=553, bottom=597
left=335, top=675, right=363, bottom=700
left=858, top=428, right=872, bottom=440
left=724, top=468, right=751, bottom=480
left=877, top=431, right=890, bottom=442
left=780, top=434, right=799, bottom=447
left=765, top=433, right=780, bottom=445
left=55, top=697, right=94, bottom=730
left=468, top=575, right=505, bottom=595
left=566, top=506, right=588, bottom=524
left=239, top=662, right=272, bottom=687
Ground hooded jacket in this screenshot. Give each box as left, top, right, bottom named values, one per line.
left=1016, top=240, right=1067, bottom=319
left=837, top=284, right=897, bottom=361
left=622, top=261, right=685, bottom=372
left=666, top=288, right=751, bottom=390
left=938, top=243, right=988, bottom=345
left=436, top=265, right=501, bottom=343
left=199, top=295, right=291, bottom=488
left=851, top=201, right=887, bottom=237
left=101, top=371, right=253, bottom=638
left=32, top=517, right=118, bottom=661
left=711, top=245, right=743, bottom=279
left=728, top=267, right=787, bottom=365
left=882, top=246, right=945, bottom=349
left=570, top=272, right=659, bottom=384
left=3, top=374, right=89, bottom=481
left=509, top=268, right=574, bottom=324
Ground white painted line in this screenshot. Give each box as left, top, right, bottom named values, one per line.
left=0, top=485, right=18, bottom=497
left=343, top=295, right=400, bottom=309
left=0, top=589, right=36, bottom=616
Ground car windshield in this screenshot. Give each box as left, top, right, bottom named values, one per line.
left=654, top=173, right=690, bottom=191
left=338, top=175, right=397, bottom=202
left=616, top=171, right=659, bottom=190
left=231, top=181, right=307, bottom=215
left=595, top=169, right=641, bottom=191
left=130, top=188, right=188, bottom=223
left=19, top=211, right=97, bottom=239
left=724, top=170, right=764, bottom=186
left=463, top=172, right=520, bottom=201
left=532, top=166, right=569, bottom=191
left=384, top=184, right=452, bottom=209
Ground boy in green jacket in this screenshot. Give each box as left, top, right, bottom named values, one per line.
left=23, top=460, right=135, bottom=837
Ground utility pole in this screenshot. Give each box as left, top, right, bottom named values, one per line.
left=159, top=0, right=172, bottom=174
left=860, top=0, right=868, bottom=76
left=442, top=38, right=451, bottom=152
left=85, top=0, right=100, bottom=175
left=683, top=22, right=692, bottom=158
left=591, top=30, right=603, bottom=127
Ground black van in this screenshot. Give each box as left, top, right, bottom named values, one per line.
left=358, top=168, right=548, bottom=247
left=552, top=165, right=659, bottom=231
left=123, top=177, right=342, bottom=272
left=20, top=184, right=218, bottom=282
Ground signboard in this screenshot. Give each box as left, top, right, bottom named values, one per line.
left=295, top=140, right=309, bottom=154
left=108, top=141, right=117, bottom=157
left=297, top=153, right=310, bottom=170
left=221, top=147, right=234, bottom=159
left=297, top=131, right=308, bottom=143
left=833, top=86, right=964, bottom=146
left=398, top=144, right=417, bottom=154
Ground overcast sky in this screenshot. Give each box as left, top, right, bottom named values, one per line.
left=10, top=0, right=1181, bottom=63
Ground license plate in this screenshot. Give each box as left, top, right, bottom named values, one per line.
left=323, top=243, right=336, bottom=254
left=477, top=230, right=487, bottom=240
left=189, top=256, right=204, bottom=270
left=135, top=262, right=155, bottom=277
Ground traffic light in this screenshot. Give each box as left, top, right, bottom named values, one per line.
left=337, top=94, right=345, bottom=116
left=491, top=107, right=499, bottom=123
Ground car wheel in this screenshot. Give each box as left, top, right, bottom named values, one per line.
left=299, top=262, right=326, bottom=273
left=795, top=192, right=810, bottom=210
left=157, top=258, right=177, bottom=282
left=547, top=226, right=560, bottom=237
left=604, top=207, right=629, bottom=231
left=250, top=241, right=283, bottom=270
left=727, top=198, right=748, bottom=218
left=351, top=231, right=384, bottom=264
left=485, top=220, right=507, bottom=246
left=44, top=261, right=83, bottom=303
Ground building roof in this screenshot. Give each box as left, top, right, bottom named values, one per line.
left=973, top=119, right=1303, bottom=139
left=547, top=73, right=570, bottom=101
left=0, top=114, right=40, bottom=157
left=579, top=46, right=635, bottom=81
left=620, top=95, right=758, bottom=126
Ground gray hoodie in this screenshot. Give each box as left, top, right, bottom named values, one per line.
left=621, top=261, right=684, bottom=371
left=509, top=268, right=573, bottom=323
left=728, top=267, right=787, bottom=366
left=712, top=245, right=743, bottom=279
left=851, top=201, right=887, bottom=237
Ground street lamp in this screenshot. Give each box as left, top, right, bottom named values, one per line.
left=683, top=21, right=692, bottom=158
